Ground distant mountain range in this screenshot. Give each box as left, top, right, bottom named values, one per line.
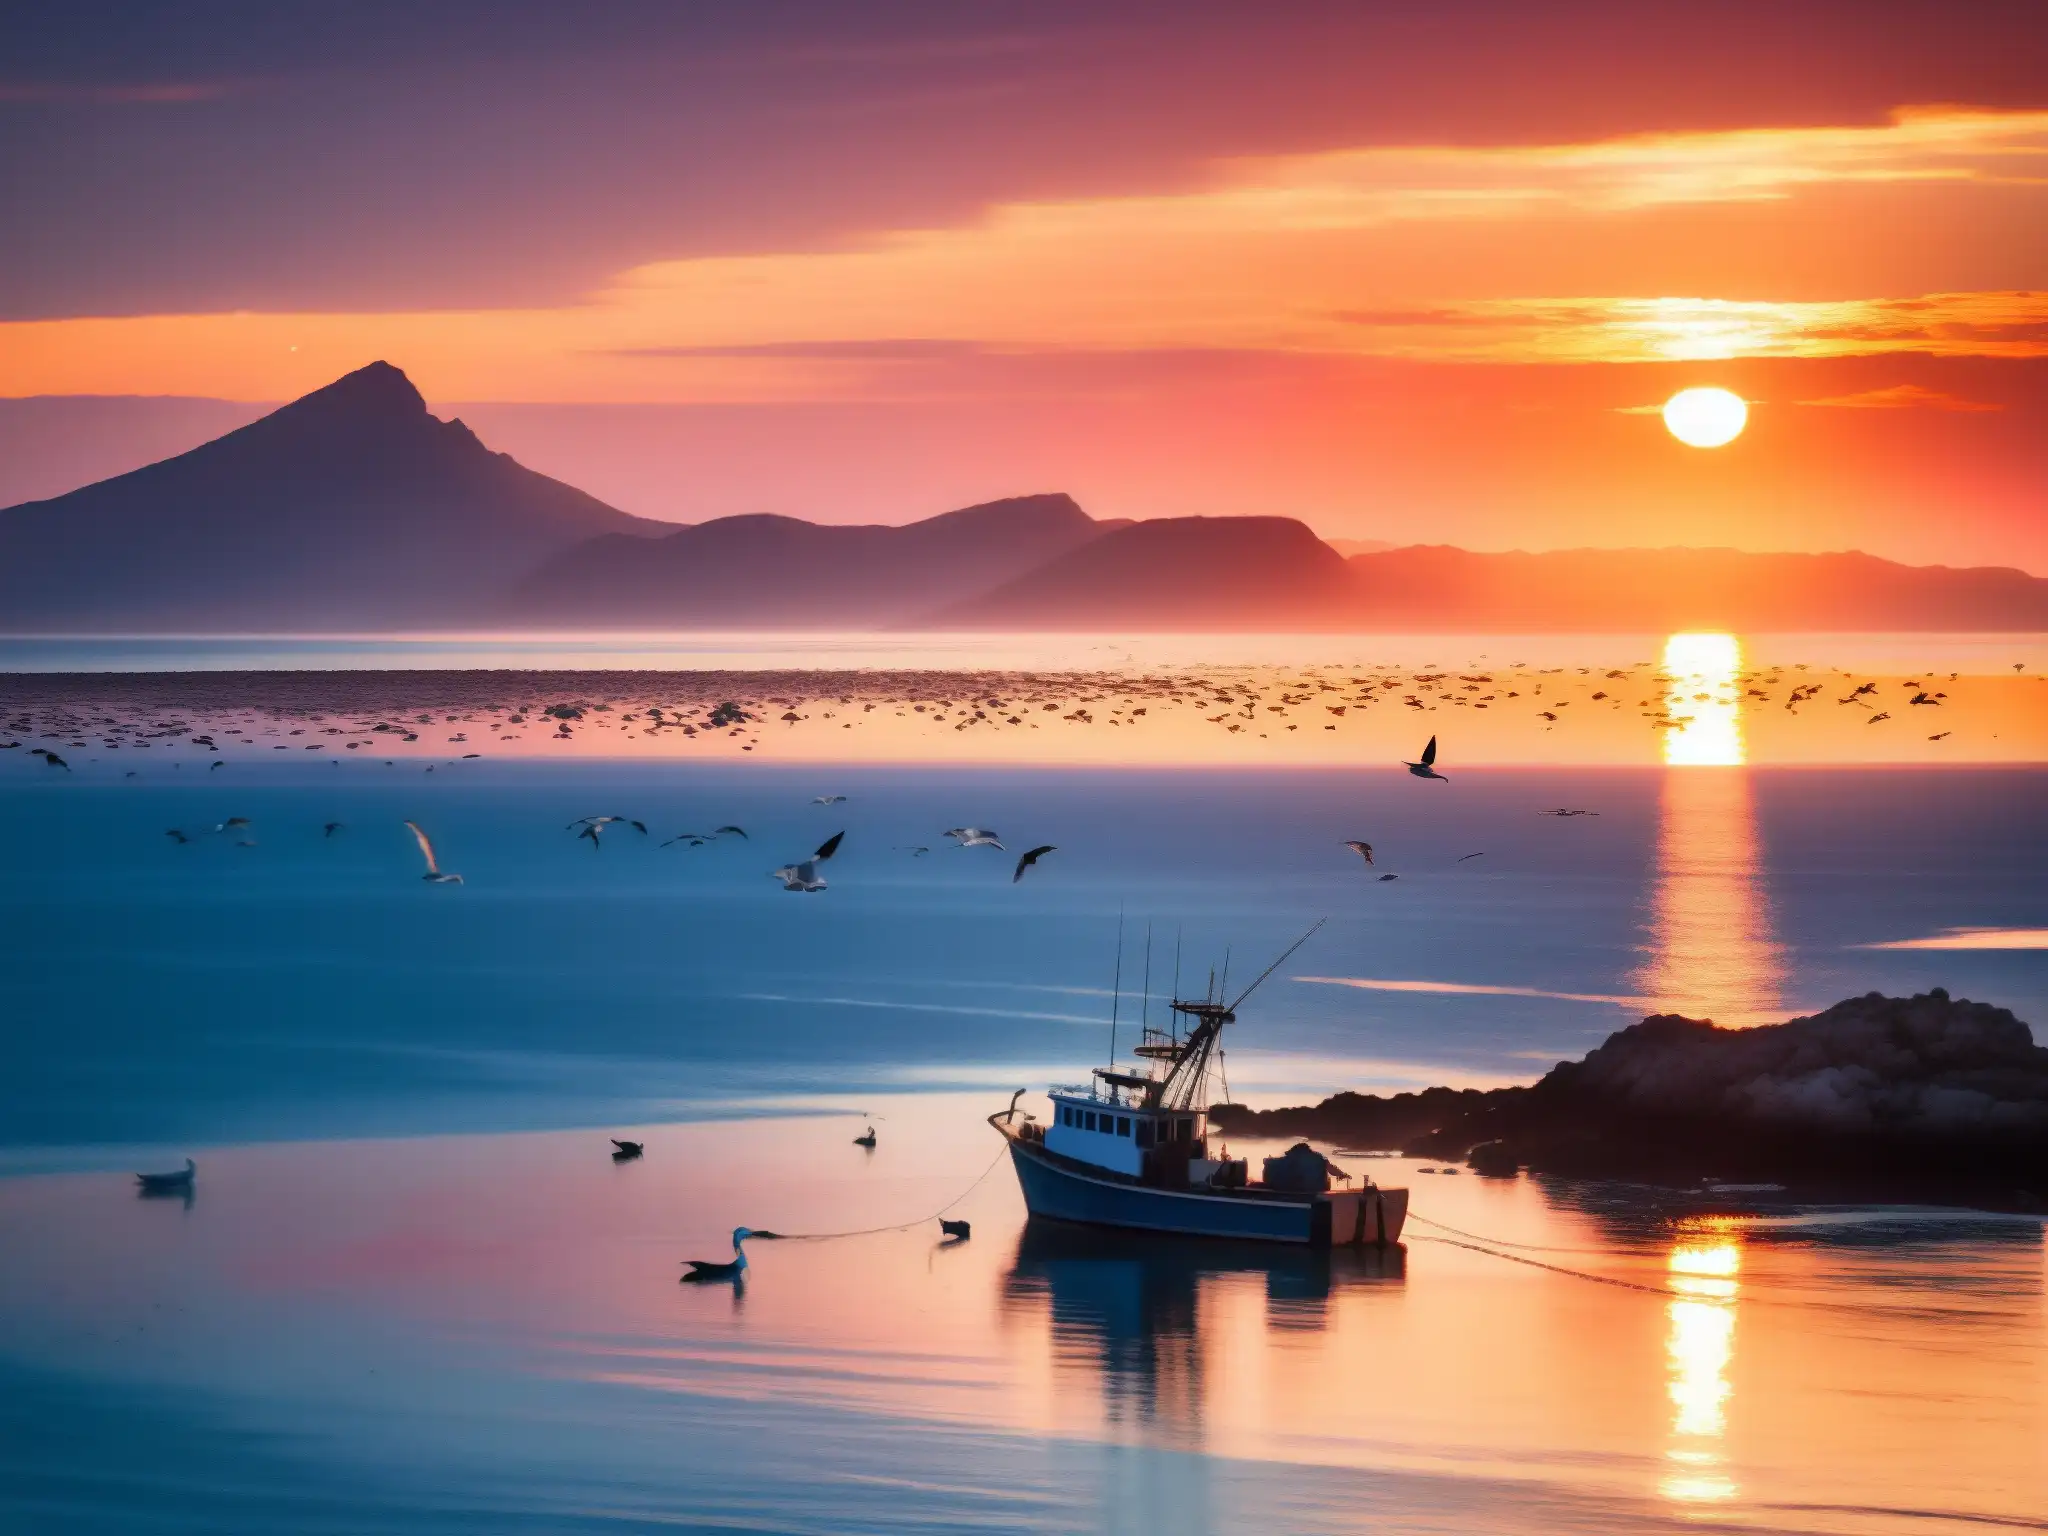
left=2, top=363, right=2043, bottom=634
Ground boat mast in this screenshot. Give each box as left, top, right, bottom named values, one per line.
left=1106, top=914, right=1124, bottom=1068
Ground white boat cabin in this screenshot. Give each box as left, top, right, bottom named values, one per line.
left=1045, top=1078, right=1204, bottom=1179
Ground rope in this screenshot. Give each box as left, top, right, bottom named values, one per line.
left=1404, top=1210, right=1620, bottom=1256
left=749, top=1145, right=1011, bottom=1242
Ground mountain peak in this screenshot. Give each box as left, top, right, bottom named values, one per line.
left=275, top=360, right=427, bottom=426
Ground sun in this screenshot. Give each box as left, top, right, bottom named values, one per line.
left=1662, top=387, right=1748, bottom=448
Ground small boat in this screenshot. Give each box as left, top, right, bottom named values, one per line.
left=993, top=924, right=1407, bottom=1249
left=135, top=1157, right=196, bottom=1195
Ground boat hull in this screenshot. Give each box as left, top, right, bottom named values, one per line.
left=1006, top=1137, right=1406, bottom=1247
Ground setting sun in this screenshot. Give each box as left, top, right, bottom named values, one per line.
left=1663, top=387, right=1749, bottom=448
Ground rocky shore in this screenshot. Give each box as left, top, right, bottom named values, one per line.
left=1211, top=990, right=2048, bottom=1203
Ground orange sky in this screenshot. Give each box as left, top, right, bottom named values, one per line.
left=3, top=11, right=2044, bottom=567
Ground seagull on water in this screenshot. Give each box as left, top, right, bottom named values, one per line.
left=944, top=827, right=1004, bottom=850
left=939, top=1219, right=971, bottom=1241
left=1012, top=845, right=1056, bottom=883
left=404, top=820, right=464, bottom=884
left=680, top=1228, right=754, bottom=1282
left=772, top=830, right=844, bottom=892
left=1342, top=840, right=1374, bottom=865
left=1403, top=736, right=1448, bottom=782
left=611, top=1139, right=644, bottom=1161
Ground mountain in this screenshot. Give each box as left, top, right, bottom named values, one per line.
left=920, top=515, right=1355, bottom=629
left=4, top=364, right=2044, bottom=634
left=0, top=362, right=667, bottom=631
left=1342, top=545, right=2048, bottom=632
left=513, top=494, right=1109, bottom=627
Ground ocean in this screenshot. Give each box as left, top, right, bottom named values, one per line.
left=2, top=697, right=2044, bottom=1532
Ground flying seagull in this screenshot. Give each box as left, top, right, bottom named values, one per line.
left=166, top=828, right=190, bottom=844
left=611, top=1138, right=644, bottom=1161
left=813, top=794, right=848, bottom=805
left=404, top=820, right=464, bottom=884
left=1457, top=851, right=1485, bottom=861
left=324, top=821, right=344, bottom=837
left=1013, top=845, right=1056, bottom=883
left=1403, top=736, right=1448, bottom=782
left=1378, top=873, right=1400, bottom=882
left=660, top=831, right=710, bottom=847
left=944, top=827, right=1004, bottom=849
left=772, top=830, right=844, bottom=891
left=712, top=826, right=747, bottom=839
left=1342, top=840, right=1374, bottom=865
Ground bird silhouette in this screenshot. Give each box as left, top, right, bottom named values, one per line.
left=1013, top=845, right=1056, bottom=883
left=1403, top=736, right=1448, bottom=782
left=611, top=1139, right=644, bottom=1161
left=1342, top=840, right=1374, bottom=864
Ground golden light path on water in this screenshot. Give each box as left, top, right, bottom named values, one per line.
left=1663, top=1235, right=1744, bottom=1506
left=1639, top=633, right=1786, bottom=1028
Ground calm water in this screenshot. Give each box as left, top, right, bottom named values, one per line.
left=2, top=755, right=2044, bottom=1532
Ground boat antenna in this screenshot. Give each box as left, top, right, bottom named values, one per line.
left=1227, top=917, right=1326, bottom=1013
left=1107, top=911, right=1124, bottom=1066
left=1140, top=923, right=1152, bottom=1036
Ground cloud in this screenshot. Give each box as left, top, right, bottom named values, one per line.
left=1795, top=382, right=2004, bottom=411
left=6, top=105, right=2048, bottom=398
left=608, top=338, right=986, bottom=361
left=1295, top=975, right=1649, bottom=1006
left=1856, top=927, right=2048, bottom=950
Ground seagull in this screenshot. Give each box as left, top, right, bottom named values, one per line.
left=813, top=795, right=848, bottom=805
left=661, top=831, right=710, bottom=847
left=135, top=1157, right=195, bottom=1194
left=324, top=821, right=344, bottom=837
left=939, top=1219, right=971, bottom=1241
left=680, top=1228, right=754, bottom=1282
left=1928, top=731, right=1951, bottom=741
left=1012, top=845, right=1056, bottom=883
left=1457, top=852, right=1485, bottom=862
left=610, top=1139, right=644, bottom=1161
left=1537, top=808, right=1598, bottom=817
left=210, top=761, right=224, bottom=770
left=1342, top=840, right=1374, bottom=865
left=166, top=829, right=190, bottom=844
left=404, top=820, right=464, bottom=884
left=36, top=750, right=69, bottom=770
left=944, top=827, right=1004, bottom=849
left=1403, top=736, right=1448, bottom=782
left=713, top=826, right=748, bottom=839
left=570, top=815, right=646, bottom=849
left=772, top=830, right=844, bottom=891
left=1378, top=873, right=1400, bottom=882
left=896, top=845, right=931, bottom=856
left=854, top=1125, right=878, bottom=1147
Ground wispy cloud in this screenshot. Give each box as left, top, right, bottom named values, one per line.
left=1855, top=928, right=2048, bottom=951
left=1795, top=382, right=2004, bottom=412
left=1295, top=975, right=1649, bottom=1007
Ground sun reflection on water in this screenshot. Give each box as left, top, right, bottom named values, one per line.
left=1663, top=1236, right=1742, bottom=1506
left=1639, top=633, right=1785, bottom=1027
left=1661, top=632, right=1745, bottom=767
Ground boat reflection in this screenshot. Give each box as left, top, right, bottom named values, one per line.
left=1000, top=1218, right=1404, bottom=1446
left=1662, top=1232, right=1743, bottom=1505
left=1639, top=633, right=1785, bottom=1027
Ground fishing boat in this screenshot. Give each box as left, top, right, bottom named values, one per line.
left=992, top=923, right=1408, bottom=1248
